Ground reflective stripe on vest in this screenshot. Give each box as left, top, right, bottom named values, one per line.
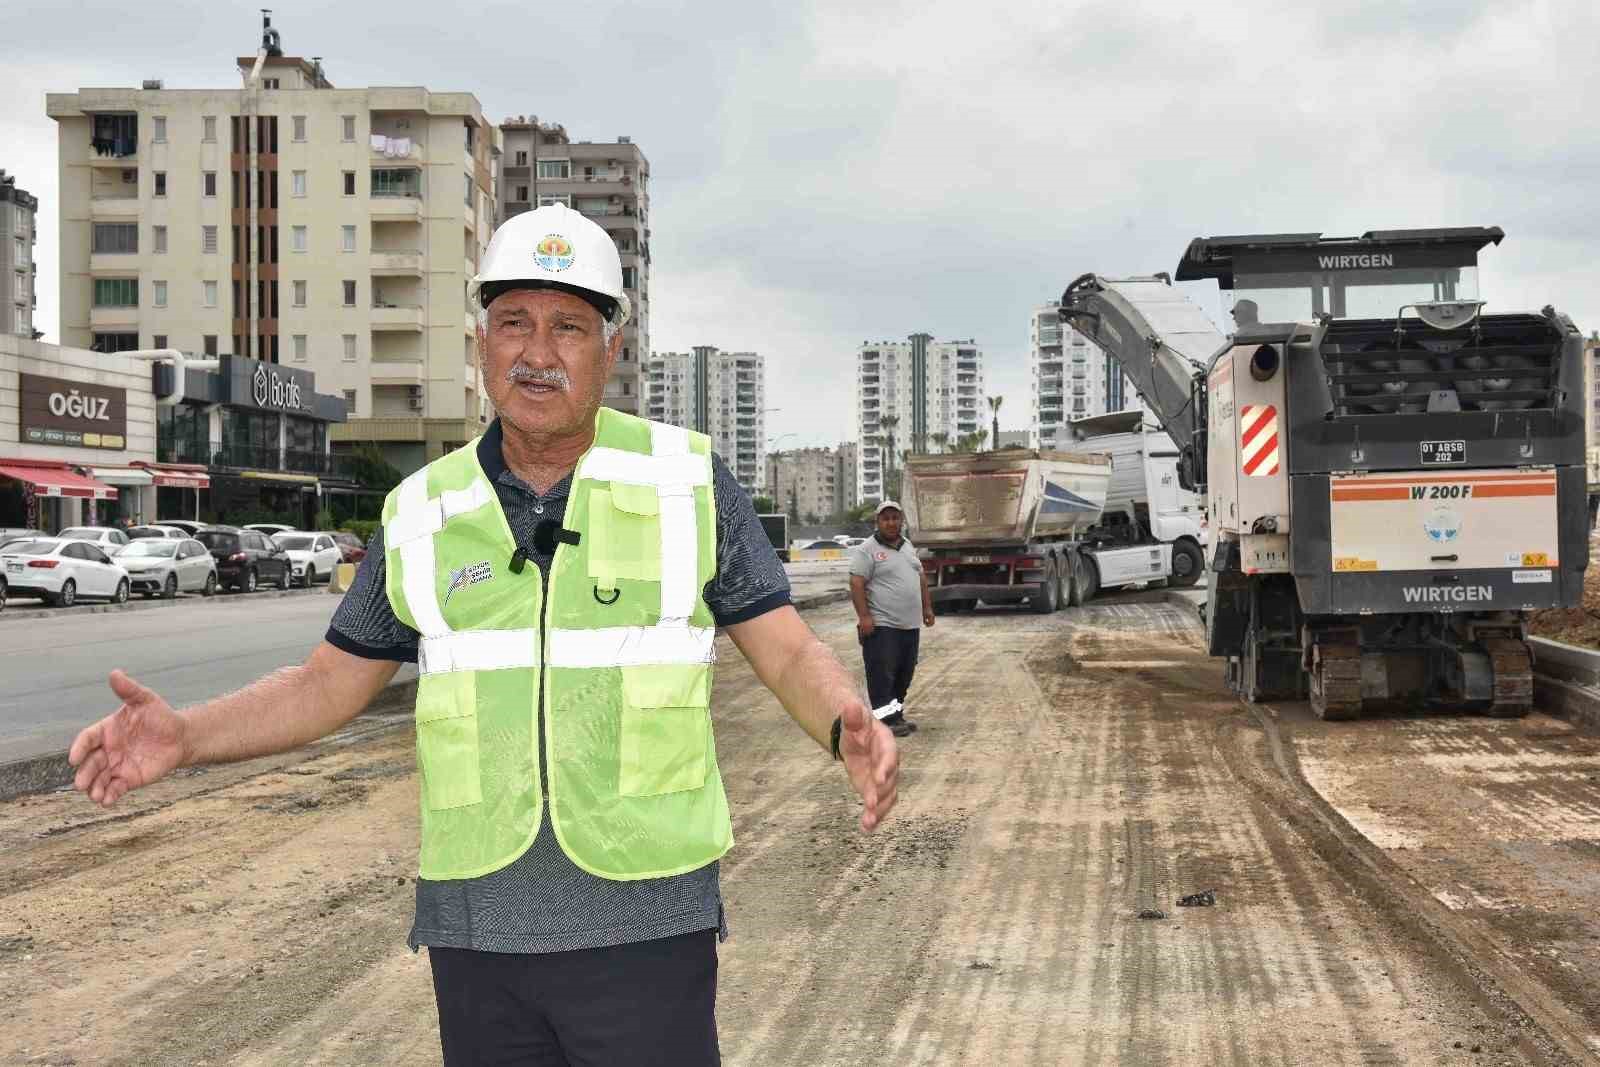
left=383, top=409, right=730, bottom=882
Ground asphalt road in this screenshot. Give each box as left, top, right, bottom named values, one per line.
left=0, top=561, right=851, bottom=764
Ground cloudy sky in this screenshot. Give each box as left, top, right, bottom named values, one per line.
left=6, top=0, right=1597, bottom=448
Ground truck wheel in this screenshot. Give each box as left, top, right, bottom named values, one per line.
left=1054, top=555, right=1072, bottom=610
left=1170, top=540, right=1204, bottom=588
left=1032, top=559, right=1060, bottom=614
left=1078, top=556, right=1100, bottom=602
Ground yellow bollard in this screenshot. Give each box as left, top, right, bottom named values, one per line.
left=329, top=562, right=357, bottom=593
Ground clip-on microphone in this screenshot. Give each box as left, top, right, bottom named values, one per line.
left=510, top=520, right=582, bottom=574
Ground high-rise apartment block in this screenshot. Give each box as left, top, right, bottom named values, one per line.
left=497, top=118, right=648, bottom=416
left=765, top=445, right=856, bottom=523
left=856, top=334, right=984, bottom=504
left=645, top=346, right=764, bottom=492
left=47, top=22, right=498, bottom=472
left=1030, top=303, right=1131, bottom=448
left=1, top=171, right=39, bottom=338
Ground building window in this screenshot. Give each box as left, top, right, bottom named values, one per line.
left=203, top=280, right=218, bottom=307
left=342, top=388, right=357, bottom=410
left=343, top=171, right=356, bottom=196
left=538, top=194, right=570, bottom=208
left=153, top=280, right=168, bottom=308
left=292, top=170, right=306, bottom=197
left=464, top=173, right=473, bottom=207
left=371, top=168, right=420, bottom=197
left=153, top=172, right=167, bottom=197
left=292, top=334, right=308, bottom=362
left=203, top=171, right=217, bottom=197
left=152, top=116, right=166, bottom=142
left=292, top=115, right=306, bottom=141
left=202, top=225, right=218, bottom=254
left=291, top=225, right=307, bottom=252
left=537, top=159, right=570, bottom=180
left=341, top=115, right=356, bottom=141
left=293, top=279, right=307, bottom=306
left=92, top=278, right=139, bottom=306
left=341, top=225, right=356, bottom=252
left=515, top=150, right=528, bottom=165
left=464, top=121, right=475, bottom=152
left=342, top=280, right=356, bottom=306
left=202, top=334, right=218, bottom=356
left=621, top=266, right=636, bottom=290
left=153, top=334, right=168, bottom=349
left=202, top=115, right=217, bottom=142
left=91, top=222, right=138, bottom=254
left=515, top=184, right=528, bottom=202
left=91, top=333, right=140, bottom=354
left=342, top=334, right=357, bottom=361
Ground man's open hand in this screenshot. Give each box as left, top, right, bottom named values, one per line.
left=838, top=697, right=898, bottom=832
left=68, top=670, right=189, bottom=808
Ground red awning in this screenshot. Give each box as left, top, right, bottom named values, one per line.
left=145, top=465, right=210, bottom=489
left=0, top=462, right=118, bottom=500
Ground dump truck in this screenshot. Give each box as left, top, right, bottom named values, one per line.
left=1060, top=226, right=1588, bottom=718
left=903, top=449, right=1192, bottom=612
left=1064, top=410, right=1208, bottom=588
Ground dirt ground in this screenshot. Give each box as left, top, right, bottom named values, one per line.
left=1526, top=537, right=1600, bottom=649
left=0, top=599, right=1595, bottom=1065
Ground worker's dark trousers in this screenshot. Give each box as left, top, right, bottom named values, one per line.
left=861, top=626, right=920, bottom=717
left=429, top=930, right=720, bottom=1066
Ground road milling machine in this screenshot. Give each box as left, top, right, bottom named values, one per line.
left=1061, top=227, right=1588, bottom=718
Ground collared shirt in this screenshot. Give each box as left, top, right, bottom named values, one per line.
left=849, top=531, right=925, bottom=629
left=326, top=418, right=790, bottom=953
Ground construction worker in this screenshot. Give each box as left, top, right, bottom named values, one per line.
left=67, top=203, right=899, bottom=1067
left=850, top=500, right=934, bottom=737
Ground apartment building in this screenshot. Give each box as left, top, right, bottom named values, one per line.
left=856, top=334, right=984, bottom=504
left=47, top=21, right=497, bottom=474
left=497, top=118, right=648, bottom=415
left=765, top=445, right=856, bottom=523
left=1029, top=303, right=1132, bottom=448
left=645, top=346, right=765, bottom=492
left=1, top=171, right=39, bottom=338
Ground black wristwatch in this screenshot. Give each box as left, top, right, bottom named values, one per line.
left=829, top=716, right=843, bottom=761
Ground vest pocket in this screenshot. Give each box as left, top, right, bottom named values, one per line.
left=588, top=486, right=662, bottom=589
left=618, top=663, right=711, bottom=796
left=415, top=673, right=483, bottom=810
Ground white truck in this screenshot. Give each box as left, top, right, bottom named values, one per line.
left=902, top=444, right=1200, bottom=613
left=1064, top=410, right=1208, bottom=590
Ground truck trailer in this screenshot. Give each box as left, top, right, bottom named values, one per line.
left=1060, top=226, right=1588, bottom=718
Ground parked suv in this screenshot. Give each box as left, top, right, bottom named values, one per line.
left=195, top=526, right=292, bottom=593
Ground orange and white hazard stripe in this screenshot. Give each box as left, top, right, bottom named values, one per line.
left=1240, top=404, right=1279, bottom=476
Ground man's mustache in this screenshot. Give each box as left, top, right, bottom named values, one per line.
left=505, top=365, right=571, bottom=391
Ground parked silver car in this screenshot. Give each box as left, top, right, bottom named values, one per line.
left=117, top=537, right=219, bottom=599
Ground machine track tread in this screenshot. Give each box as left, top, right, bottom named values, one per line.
left=1482, top=638, right=1532, bottom=718
left=1310, top=643, right=1363, bottom=721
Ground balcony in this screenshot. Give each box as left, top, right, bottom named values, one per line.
left=90, top=195, right=140, bottom=219
left=370, top=360, right=425, bottom=385
left=370, top=194, right=423, bottom=221
left=370, top=250, right=423, bottom=277
left=89, top=305, right=139, bottom=328
left=371, top=304, right=424, bottom=331
left=89, top=252, right=140, bottom=273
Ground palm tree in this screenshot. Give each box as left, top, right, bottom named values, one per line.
left=930, top=432, right=949, bottom=454
left=878, top=415, right=901, bottom=498
left=988, top=395, right=1004, bottom=451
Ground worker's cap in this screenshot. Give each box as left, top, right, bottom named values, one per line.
left=874, top=500, right=904, bottom=516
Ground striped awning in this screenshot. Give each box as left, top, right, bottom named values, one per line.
left=0, top=462, right=117, bottom=500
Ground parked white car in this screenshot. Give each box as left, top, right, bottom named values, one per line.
left=272, top=531, right=344, bottom=587
left=0, top=538, right=130, bottom=609
left=57, top=525, right=131, bottom=549
left=117, top=537, right=219, bottom=599
left=125, top=524, right=192, bottom=542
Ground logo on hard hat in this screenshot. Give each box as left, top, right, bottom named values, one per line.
left=533, top=234, right=575, bottom=273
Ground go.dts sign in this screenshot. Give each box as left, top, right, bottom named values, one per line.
left=251, top=361, right=305, bottom=411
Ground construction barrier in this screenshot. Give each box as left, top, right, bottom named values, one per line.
left=329, top=562, right=358, bottom=593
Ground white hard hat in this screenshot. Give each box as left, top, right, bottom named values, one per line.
left=875, top=500, right=903, bottom=516
left=468, top=203, right=631, bottom=327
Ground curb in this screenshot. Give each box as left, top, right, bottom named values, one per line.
left=0, top=590, right=849, bottom=804
left=0, top=583, right=336, bottom=624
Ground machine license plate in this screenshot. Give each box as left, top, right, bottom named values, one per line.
left=1420, top=440, right=1465, bottom=465
left=961, top=554, right=989, bottom=564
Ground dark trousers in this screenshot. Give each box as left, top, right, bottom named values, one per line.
left=861, top=626, right=920, bottom=717
left=429, top=930, right=720, bottom=1067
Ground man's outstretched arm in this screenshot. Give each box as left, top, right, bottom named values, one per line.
left=726, top=605, right=899, bottom=831
left=69, top=642, right=401, bottom=808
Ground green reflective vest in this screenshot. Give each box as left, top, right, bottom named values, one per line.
left=381, top=408, right=731, bottom=881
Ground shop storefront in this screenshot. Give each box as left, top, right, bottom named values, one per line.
left=1, top=336, right=158, bottom=531
left=153, top=355, right=347, bottom=528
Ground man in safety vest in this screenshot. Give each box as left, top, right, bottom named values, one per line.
left=68, top=203, right=900, bottom=1066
